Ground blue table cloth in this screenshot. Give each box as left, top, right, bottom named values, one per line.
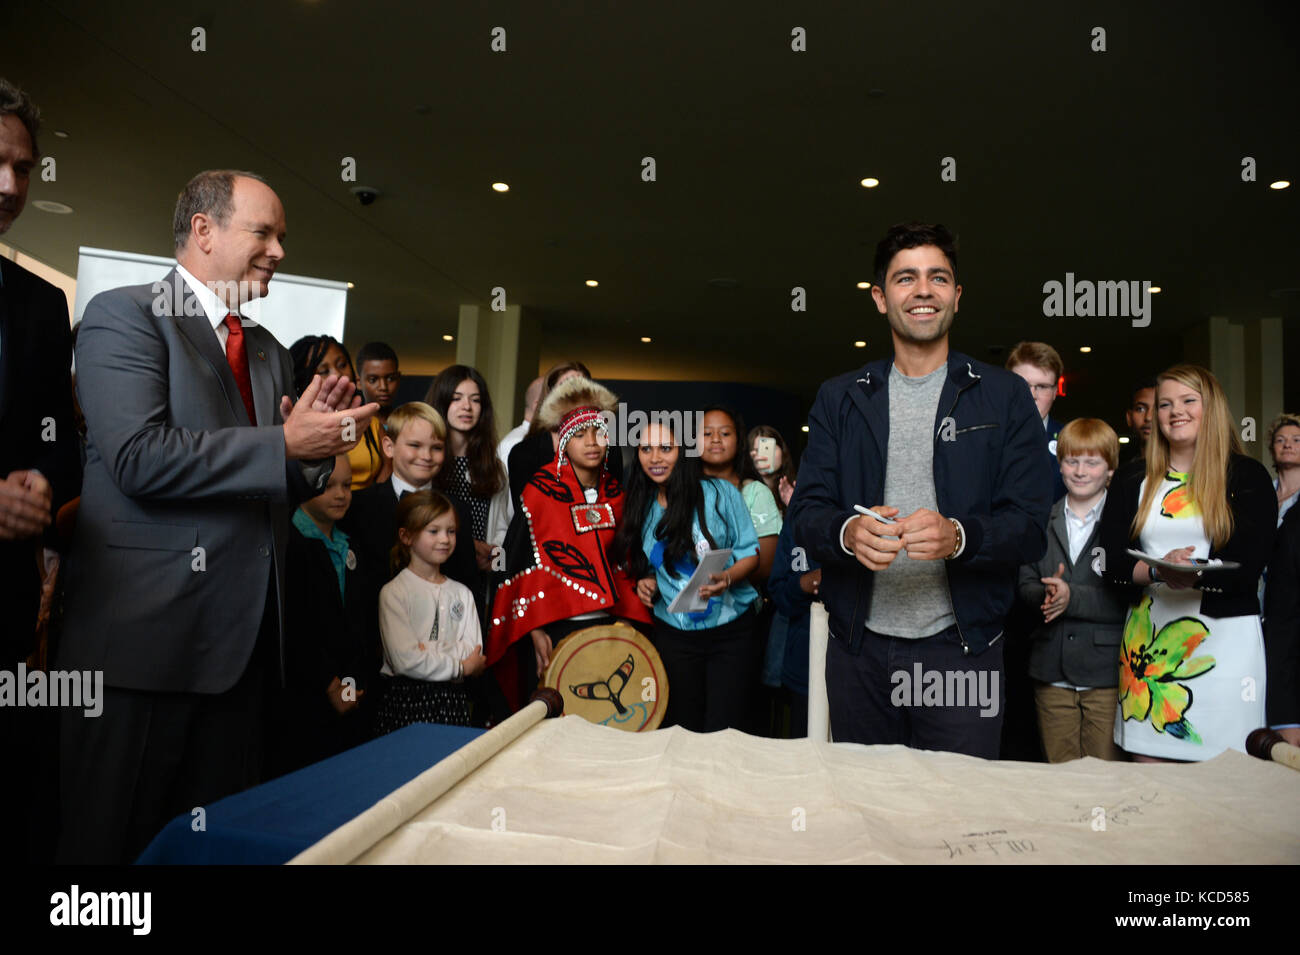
left=137, top=723, right=484, bottom=864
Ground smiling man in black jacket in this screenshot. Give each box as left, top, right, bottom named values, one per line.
left=789, top=222, right=1052, bottom=757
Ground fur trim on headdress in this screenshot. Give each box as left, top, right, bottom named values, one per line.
left=535, top=376, right=618, bottom=432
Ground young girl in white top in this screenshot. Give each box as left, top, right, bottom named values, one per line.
left=375, top=490, right=486, bottom=733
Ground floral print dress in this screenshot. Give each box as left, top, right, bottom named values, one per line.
left=1115, top=471, right=1266, bottom=760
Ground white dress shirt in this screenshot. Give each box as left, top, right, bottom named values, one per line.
left=391, top=473, right=432, bottom=499
left=1064, top=492, right=1106, bottom=565
left=175, top=263, right=259, bottom=350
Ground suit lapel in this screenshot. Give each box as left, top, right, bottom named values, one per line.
left=244, top=326, right=277, bottom=425
left=1050, top=503, right=1071, bottom=571
left=169, top=269, right=253, bottom=426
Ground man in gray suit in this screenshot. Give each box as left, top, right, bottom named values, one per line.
left=57, top=170, right=377, bottom=863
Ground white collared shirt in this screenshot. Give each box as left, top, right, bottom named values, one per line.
left=1064, top=491, right=1106, bottom=565
left=175, top=263, right=259, bottom=350
left=391, top=473, right=432, bottom=499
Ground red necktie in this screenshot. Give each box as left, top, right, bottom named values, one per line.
left=223, top=313, right=257, bottom=425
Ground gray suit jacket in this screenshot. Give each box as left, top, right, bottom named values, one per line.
left=1017, top=496, right=1129, bottom=688
left=58, top=269, right=331, bottom=693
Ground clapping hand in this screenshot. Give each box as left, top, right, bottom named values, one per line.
left=281, top=374, right=380, bottom=460
left=1040, top=562, right=1070, bottom=623
left=0, top=470, right=52, bottom=541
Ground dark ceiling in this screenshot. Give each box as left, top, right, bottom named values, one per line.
left=4, top=0, right=1298, bottom=413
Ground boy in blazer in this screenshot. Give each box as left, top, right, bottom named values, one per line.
left=340, top=401, right=480, bottom=599
left=1017, top=419, right=1129, bottom=761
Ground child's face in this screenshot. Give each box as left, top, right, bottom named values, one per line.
left=314, top=343, right=355, bottom=383
left=359, top=359, right=401, bottom=409
left=446, top=378, right=482, bottom=434
left=383, top=417, right=445, bottom=486
left=567, top=425, right=607, bottom=471
left=404, top=511, right=457, bottom=568
left=638, top=422, right=679, bottom=486
left=700, top=411, right=736, bottom=469
left=302, top=455, right=352, bottom=525
left=1060, top=451, right=1112, bottom=502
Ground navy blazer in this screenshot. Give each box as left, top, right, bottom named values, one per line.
left=1045, top=414, right=1067, bottom=503
left=788, top=351, right=1053, bottom=656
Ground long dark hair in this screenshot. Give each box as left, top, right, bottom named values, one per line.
left=425, top=365, right=505, bottom=497
left=614, top=421, right=727, bottom=580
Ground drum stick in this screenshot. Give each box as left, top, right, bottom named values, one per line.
left=288, top=688, right=564, bottom=865
left=1245, top=728, right=1300, bottom=772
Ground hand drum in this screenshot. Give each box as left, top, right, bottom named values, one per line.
left=542, top=623, right=668, bottom=732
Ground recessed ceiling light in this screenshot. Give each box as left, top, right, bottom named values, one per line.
left=585, top=279, right=598, bottom=287
left=1149, top=286, right=1162, bottom=294
left=856, top=281, right=871, bottom=289
left=801, top=425, right=810, bottom=433
left=1079, top=346, right=1091, bottom=353
left=32, top=200, right=73, bottom=214
left=1118, top=436, right=1130, bottom=444
left=860, top=178, right=880, bottom=188
left=1270, top=180, right=1291, bottom=190
left=854, top=340, right=866, bottom=348
left=640, top=336, right=652, bottom=343
left=491, top=182, right=509, bottom=192
left=442, top=334, right=454, bottom=341
left=53, top=129, right=70, bottom=139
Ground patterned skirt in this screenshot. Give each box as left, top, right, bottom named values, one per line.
left=374, top=675, right=474, bottom=735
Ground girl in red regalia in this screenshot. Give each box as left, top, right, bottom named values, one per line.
left=487, top=376, right=650, bottom=711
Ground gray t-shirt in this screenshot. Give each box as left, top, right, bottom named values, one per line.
left=864, top=363, right=956, bottom=638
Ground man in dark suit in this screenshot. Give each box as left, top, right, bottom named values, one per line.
left=0, top=78, right=82, bottom=863
left=56, top=169, right=378, bottom=863
left=1001, top=341, right=1069, bottom=759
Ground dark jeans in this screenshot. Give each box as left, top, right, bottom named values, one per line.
left=652, top=607, right=758, bottom=733
left=826, top=625, right=1005, bottom=759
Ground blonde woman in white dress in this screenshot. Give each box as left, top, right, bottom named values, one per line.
left=1099, top=365, right=1277, bottom=762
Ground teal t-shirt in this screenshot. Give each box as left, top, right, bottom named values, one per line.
left=642, top=478, right=760, bottom=630
left=742, top=479, right=783, bottom=538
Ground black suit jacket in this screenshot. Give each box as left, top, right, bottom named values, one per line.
left=1264, top=505, right=1300, bottom=727
left=272, top=523, right=382, bottom=774
left=0, top=258, right=81, bottom=661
